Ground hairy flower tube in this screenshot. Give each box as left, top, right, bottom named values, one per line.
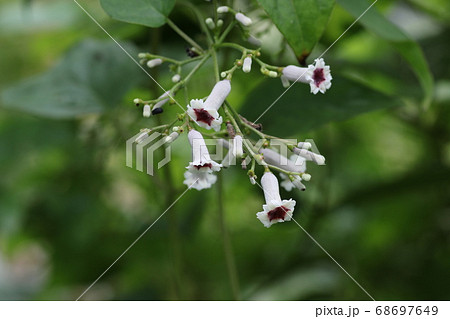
left=186, top=80, right=231, bottom=131
left=184, top=129, right=222, bottom=191
left=256, top=171, right=296, bottom=228
left=282, top=58, right=332, bottom=94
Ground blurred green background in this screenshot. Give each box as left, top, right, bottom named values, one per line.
left=0, top=0, right=449, bottom=300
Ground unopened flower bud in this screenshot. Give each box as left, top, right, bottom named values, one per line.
left=221, top=72, right=227, bottom=78
left=143, top=104, right=151, bottom=118
left=147, top=58, right=163, bottom=68
left=268, top=71, right=278, bottom=78
left=297, top=142, right=312, bottom=149
left=235, top=13, right=252, bottom=26
left=291, top=176, right=306, bottom=191
left=205, top=18, right=215, bottom=30
left=138, top=53, right=146, bottom=59
left=249, top=175, right=256, bottom=185
left=217, top=19, right=223, bottom=27
left=242, top=56, right=252, bottom=73
left=171, top=74, right=181, bottom=83
left=133, top=98, right=141, bottom=104
left=302, top=173, right=311, bottom=181
left=217, top=6, right=229, bottom=13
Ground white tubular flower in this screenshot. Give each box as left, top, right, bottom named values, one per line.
left=261, top=148, right=306, bottom=174
left=184, top=130, right=221, bottom=190
left=186, top=79, right=230, bottom=131
left=153, top=91, right=170, bottom=109
left=164, top=132, right=179, bottom=144
left=184, top=170, right=217, bottom=191
left=282, top=58, right=332, bottom=94
left=282, top=65, right=310, bottom=83
left=231, top=135, right=244, bottom=158
left=242, top=57, right=252, bottom=73
left=256, top=172, right=296, bottom=228
left=217, top=6, right=229, bottom=13
left=171, top=74, right=181, bottom=83
left=235, top=12, right=252, bottom=26
left=292, top=147, right=325, bottom=165
left=143, top=104, right=151, bottom=118
left=147, top=58, right=163, bottom=68
left=306, top=58, right=332, bottom=94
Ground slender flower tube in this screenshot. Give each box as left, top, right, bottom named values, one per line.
left=242, top=57, right=252, bottom=73
left=153, top=91, right=170, bottom=109
left=256, top=172, right=296, bottom=228
left=143, top=104, right=151, bottom=118
left=282, top=58, right=332, bottom=94
left=262, top=149, right=308, bottom=191
left=186, top=80, right=231, bottom=131
left=184, top=130, right=222, bottom=190
left=261, top=148, right=306, bottom=173
left=231, top=135, right=244, bottom=158
left=147, top=58, right=163, bottom=68
left=292, top=147, right=325, bottom=165
left=235, top=13, right=252, bottom=26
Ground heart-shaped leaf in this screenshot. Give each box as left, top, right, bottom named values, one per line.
left=256, top=0, right=335, bottom=63
left=100, top=0, right=176, bottom=28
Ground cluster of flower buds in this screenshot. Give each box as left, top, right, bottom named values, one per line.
left=130, top=5, right=332, bottom=228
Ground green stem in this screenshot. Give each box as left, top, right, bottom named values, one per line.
left=217, top=20, right=237, bottom=44
left=167, top=19, right=204, bottom=53
left=217, top=172, right=241, bottom=300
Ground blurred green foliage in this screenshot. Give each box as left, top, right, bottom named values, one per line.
left=0, top=0, right=449, bottom=301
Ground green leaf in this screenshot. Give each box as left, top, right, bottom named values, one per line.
left=1, top=39, right=144, bottom=118
left=239, top=77, right=400, bottom=136
left=337, top=0, right=433, bottom=108
left=100, top=0, right=176, bottom=28
left=256, top=0, right=335, bottom=63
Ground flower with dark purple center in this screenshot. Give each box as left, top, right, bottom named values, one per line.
left=184, top=130, right=222, bottom=190
left=186, top=80, right=231, bottom=131
left=281, top=58, right=332, bottom=94
left=256, top=171, right=296, bottom=228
